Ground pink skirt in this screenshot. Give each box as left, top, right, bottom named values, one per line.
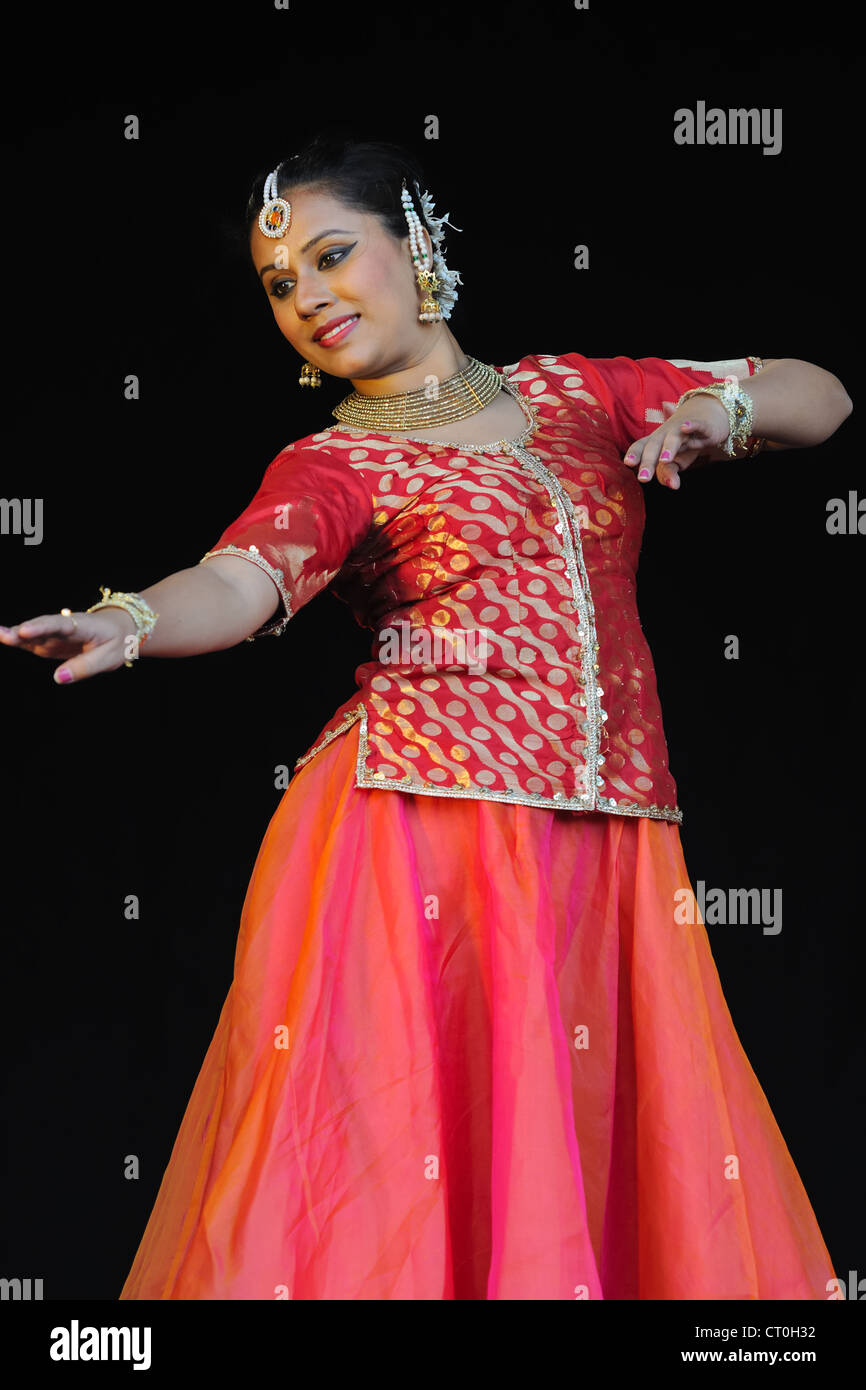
left=119, top=719, right=835, bottom=1299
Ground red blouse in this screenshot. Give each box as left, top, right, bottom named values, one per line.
left=199, top=352, right=763, bottom=823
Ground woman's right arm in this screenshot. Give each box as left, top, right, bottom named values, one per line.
left=0, top=556, right=281, bottom=683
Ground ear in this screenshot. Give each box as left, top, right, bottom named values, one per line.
left=401, top=225, right=434, bottom=266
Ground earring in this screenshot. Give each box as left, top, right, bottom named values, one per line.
left=416, top=268, right=443, bottom=323
left=299, top=362, right=321, bottom=388
left=401, top=181, right=443, bottom=324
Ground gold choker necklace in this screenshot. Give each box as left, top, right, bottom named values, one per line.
left=332, top=356, right=501, bottom=431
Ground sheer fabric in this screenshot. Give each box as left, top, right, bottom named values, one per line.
left=120, top=720, right=834, bottom=1300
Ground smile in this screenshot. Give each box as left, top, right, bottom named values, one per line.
left=316, top=315, right=360, bottom=346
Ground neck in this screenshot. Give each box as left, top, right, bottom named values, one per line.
left=349, top=327, right=470, bottom=396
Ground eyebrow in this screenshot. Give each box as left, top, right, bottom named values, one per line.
left=258, top=229, right=355, bottom=280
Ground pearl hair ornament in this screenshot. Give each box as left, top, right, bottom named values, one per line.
left=400, top=179, right=463, bottom=321
left=256, top=163, right=462, bottom=316
left=258, top=168, right=292, bottom=239
left=257, top=160, right=463, bottom=391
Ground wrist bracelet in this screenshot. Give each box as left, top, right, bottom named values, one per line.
left=677, top=382, right=763, bottom=458
left=86, top=588, right=159, bottom=668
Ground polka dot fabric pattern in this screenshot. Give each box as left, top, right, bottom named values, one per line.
left=201, top=353, right=762, bottom=824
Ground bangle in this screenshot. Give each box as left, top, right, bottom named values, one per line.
left=86, top=588, right=159, bottom=667
left=677, top=381, right=756, bottom=458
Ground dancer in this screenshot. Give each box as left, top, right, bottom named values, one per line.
left=1, top=135, right=851, bottom=1299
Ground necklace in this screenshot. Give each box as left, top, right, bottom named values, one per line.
left=332, top=356, right=502, bottom=431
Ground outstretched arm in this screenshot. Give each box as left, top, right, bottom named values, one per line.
left=0, top=557, right=282, bottom=683
left=136, top=554, right=282, bottom=654
left=689, top=357, right=852, bottom=459
left=623, top=357, right=853, bottom=487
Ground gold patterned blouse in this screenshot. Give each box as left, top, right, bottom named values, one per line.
left=199, top=351, right=764, bottom=823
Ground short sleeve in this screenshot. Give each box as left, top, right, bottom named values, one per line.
left=568, top=353, right=764, bottom=458
left=198, top=447, right=374, bottom=639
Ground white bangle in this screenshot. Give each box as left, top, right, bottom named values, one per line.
left=677, top=382, right=755, bottom=457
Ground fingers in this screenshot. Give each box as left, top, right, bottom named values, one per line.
left=623, top=421, right=704, bottom=489
left=623, top=435, right=680, bottom=488
left=0, top=613, right=82, bottom=647
left=52, top=637, right=131, bottom=684
left=0, top=612, right=129, bottom=683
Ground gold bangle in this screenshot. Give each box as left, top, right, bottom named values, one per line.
left=85, top=588, right=159, bottom=666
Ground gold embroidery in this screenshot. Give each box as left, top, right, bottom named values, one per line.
left=347, top=705, right=682, bottom=822
left=268, top=357, right=685, bottom=825
left=294, top=705, right=365, bottom=769
left=506, top=440, right=604, bottom=812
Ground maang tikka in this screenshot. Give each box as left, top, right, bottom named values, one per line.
left=258, top=164, right=463, bottom=388
left=259, top=168, right=292, bottom=239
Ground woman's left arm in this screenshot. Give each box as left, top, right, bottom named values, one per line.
left=715, top=357, right=852, bottom=452
left=624, top=358, right=853, bottom=487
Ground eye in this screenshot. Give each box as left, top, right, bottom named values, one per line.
left=319, top=246, right=350, bottom=269
left=268, top=244, right=355, bottom=299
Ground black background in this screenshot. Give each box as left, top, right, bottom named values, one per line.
left=0, top=0, right=862, bottom=1310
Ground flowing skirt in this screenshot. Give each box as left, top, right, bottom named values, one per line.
left=119, top=720, right=835, bottom=1300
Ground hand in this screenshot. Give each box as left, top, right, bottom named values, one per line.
left=622, top=394, right=731, bottom=489
left=0, top=607, right=139, bottom=683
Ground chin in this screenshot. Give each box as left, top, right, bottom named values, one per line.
left=322, top=349, right=374, bottom=379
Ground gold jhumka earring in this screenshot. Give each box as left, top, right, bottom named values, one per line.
left=299, top=362, right=322, bottom=388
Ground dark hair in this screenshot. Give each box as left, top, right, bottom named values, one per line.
left=228, top=131, right=465, bottom=327
left=244, top=133, right=436, bottom=247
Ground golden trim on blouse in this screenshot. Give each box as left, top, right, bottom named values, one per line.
left=293, top=704, right=682, bottom=822
left=286, top=373, right=685, bottom=824
left=199, top=543, right=294, bottom=639
left=294, top=705, right=366, bottom=770
left=200, top=354, right=753, bottom=826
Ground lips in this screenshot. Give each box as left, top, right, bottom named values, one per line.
left=314, top=314, right=360, bottom=344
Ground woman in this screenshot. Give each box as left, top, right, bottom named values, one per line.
left=0, top=136, right=851, bottom=1300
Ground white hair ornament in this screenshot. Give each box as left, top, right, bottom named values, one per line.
left=259, top=169, right=292, bottom=239
left=401, top=179, right=463, bottom=321
left=257, top=164, right=463, bottom=318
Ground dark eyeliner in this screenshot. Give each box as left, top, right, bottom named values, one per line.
left=269, top=244, right=356, bottom=299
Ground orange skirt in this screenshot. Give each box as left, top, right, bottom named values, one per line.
left=119, top=720, right=835, bottom=1300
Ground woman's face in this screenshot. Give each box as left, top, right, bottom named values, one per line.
left=249, top=185, right=434, bottom=381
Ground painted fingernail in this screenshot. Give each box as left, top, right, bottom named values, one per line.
left=624, top=454, right=634, bottom=462
left=56, top=668, right=73, bottom=683
left=682, top=420, right=692, bottom=427
left=638, top=468, right=650, bottom=480
left=660, top=450, right=671, bottom=461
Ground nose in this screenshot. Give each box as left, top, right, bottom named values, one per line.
left=293, top=268, right=335, bottom=321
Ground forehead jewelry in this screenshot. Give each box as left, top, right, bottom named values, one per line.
left=259, top=168, right=292, bottom=239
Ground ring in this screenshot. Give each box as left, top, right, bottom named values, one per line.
left=60, top=607, right=78, bottom=632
